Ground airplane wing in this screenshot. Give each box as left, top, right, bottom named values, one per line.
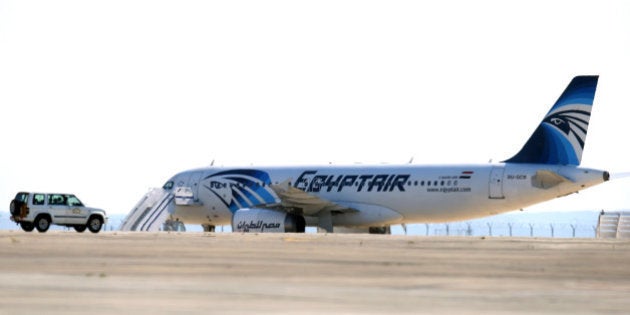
left=269, top=180, right=358, bottom=215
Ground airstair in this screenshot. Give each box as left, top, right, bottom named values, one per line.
left=597, top=211, right=630, bottom=239
left=119, top=188, right=174, bottom=231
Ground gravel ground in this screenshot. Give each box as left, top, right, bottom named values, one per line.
left=1, top=231, right=629, bottom=314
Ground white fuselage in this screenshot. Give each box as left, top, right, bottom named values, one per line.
left=122, top=76, right=605, bottom=232
left=166, top=163, right=608, bottom=228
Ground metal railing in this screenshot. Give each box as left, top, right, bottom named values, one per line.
left=597, top=211, right=630, bottom=239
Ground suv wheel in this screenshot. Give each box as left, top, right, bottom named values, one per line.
left=34, top=215, right=51, bottom=233
left=20, top=221, right=35, bottom=232
left=87, top=216, right=103, bottom=233
left=74, top=225, right=87, bottom=233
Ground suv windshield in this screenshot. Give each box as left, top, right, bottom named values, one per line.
left=67, top=195, right=84, bottom=207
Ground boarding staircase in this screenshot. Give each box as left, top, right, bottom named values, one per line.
left=119, top=188, right=174, bottom=231
left=597, top=211, right=630, bottom=239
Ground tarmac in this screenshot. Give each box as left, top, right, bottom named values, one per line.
left=1, top=231, right=629, bottom=315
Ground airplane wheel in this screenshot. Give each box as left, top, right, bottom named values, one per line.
left=368, top=226, right=391, bottom=234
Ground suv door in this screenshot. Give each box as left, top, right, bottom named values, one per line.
left=48, top=193, right=72, bottom=224
left=66, top=195, right=88, bottom=224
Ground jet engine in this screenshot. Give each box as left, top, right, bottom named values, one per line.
left=231, top=208, right=305, bottom=233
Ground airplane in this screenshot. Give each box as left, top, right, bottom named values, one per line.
left=120, top=75, right=608, bottom=233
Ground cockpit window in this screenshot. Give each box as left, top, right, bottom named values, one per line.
left=163, top=181, right=174, bottom=190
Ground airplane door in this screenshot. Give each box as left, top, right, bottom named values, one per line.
left=174, top=171, right=204, bottom=203
left=187, top=171, right=203, bottom=202
left=489, top=166, right=505, bottom=199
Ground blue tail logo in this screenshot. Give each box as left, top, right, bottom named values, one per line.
left=505, top=76, right=599, bottom=165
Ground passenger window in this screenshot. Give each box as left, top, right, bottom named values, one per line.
left=33, top=194, right=45, bottom=205
left=15, top=192, right=29, bottom=203
left=48, top=194, right=66, bottom=206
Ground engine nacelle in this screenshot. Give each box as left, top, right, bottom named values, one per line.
left=232, top=208, right=305, bottom=233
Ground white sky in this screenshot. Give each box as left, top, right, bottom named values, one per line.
left=1, top=0, right=629, bottom=216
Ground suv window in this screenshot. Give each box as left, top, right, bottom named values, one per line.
left=67, top=195, right=84, bottom=207
left=33, top=194, right=45, bottom=205
left=48, top=194, right=67, bottom=206
left=15, top=192, right=29, bottom=203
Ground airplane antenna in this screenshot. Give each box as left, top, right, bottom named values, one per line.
left=210, top=159, right=215, bottom=166
left=408, top=157, right=414, bottom=164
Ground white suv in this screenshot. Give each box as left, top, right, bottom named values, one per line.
left=9, top=192, right=107, bottom=233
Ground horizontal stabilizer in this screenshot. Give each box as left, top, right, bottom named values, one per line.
left=531, top=170, right=572, bottom=189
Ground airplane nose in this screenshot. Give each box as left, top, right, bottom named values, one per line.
left=603, top=171, right=610, bottom=182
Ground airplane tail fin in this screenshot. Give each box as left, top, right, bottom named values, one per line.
left=504, top=75, right=599, bottom=166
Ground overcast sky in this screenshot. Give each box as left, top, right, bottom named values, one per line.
left=1, top=0, right=629, bottom=217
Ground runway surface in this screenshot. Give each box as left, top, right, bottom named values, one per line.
left=1, top=231, right=629, bottom=314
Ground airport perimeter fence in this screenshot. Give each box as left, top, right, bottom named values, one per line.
left=103, top=220, right=598, bottom=237
left=20, top=223, right=599, bottom=238
left=420, top=221, right=596, bottom=238
left=3, top=213, right=598, bottom=238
